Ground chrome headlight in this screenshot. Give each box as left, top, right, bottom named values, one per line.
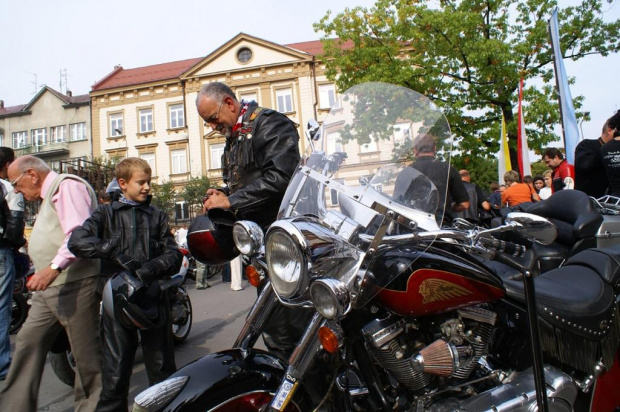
left=266, top=227, right=307, bottom=298
left=309, top=279, right=350, bottom=319
left=132, top=376, right=188, bottom=412
left=233, top=221, right=264, bottom=255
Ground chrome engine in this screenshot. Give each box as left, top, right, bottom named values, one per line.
left=362, top=306, right=496, bottom=392
left=361, top=306, right=580, bottom=411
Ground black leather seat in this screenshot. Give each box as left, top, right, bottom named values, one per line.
left=565, top=244, right=620, bottom=292
left=502, top=264, right=616, bottom=340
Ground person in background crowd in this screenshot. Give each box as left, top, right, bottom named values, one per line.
left=453, top=169, right=491, bottom=224
left=487, top=181, right=503, bottom=211
left=539, top=170, right=553, bottom=200
left=229, top=255, right=243, bottom=291
left=0, top=155, right=102, bottom=411
left=575, top=120, right=614, bottom=198
left=68, top=157, right=182, bottom=412
left=98, top=189, right=112, bottom=205
left=195, top=261, right=210, bottom=289
left=601, top=110, right=620, bottom=196
left=542, top=148, right=575, bottom=193
left=522, top=175, right=540, bottom=201
left=197, top=82, right=306, bottom=361
left=502, top=170, right=539, bottom=207
left=0, top=147, right=26, bottom=381
left=176, top=225, right=188, bottom=248
left=533, top=175, right=545, bottom=194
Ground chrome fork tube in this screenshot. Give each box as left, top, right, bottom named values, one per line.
left=233, top=280, right=280, bottom=349
left=269, top=312, right=326, bottom=411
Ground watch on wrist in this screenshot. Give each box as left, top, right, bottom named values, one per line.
left=50, top=263, right=62, bottom=272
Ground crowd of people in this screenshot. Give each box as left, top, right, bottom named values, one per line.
left=0, top=79, right=616, bottom=411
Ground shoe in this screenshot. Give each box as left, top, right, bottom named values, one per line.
left=231, top=287, right=243, bottom=291
left=197, top=285, right=211, bottom=290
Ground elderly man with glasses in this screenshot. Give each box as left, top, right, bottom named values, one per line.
left=195, top=82, right=310, bottom=361
left=0, top=155, right=102, bottom=411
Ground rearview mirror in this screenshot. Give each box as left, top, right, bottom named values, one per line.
left=505, top=212, right=557, bottom=245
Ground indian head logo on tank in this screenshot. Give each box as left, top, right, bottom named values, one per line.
left=418, top=278, right=473, bottom=304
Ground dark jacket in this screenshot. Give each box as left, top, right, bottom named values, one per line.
left=68, top=198, right=182, bottom=281
left=223, top=101, right=300, bottom=228
left=0, top=180, right=26, bottom=249
left=575, top=137, right=608, bottom=198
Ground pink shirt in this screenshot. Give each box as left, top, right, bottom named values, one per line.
left=40, top=172, right=94, bottom=269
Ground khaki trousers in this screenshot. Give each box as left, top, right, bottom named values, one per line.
left=0, top=276, right=103, bottom=412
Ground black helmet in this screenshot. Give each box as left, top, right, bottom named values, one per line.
left=102, top=271, right=165, bottom=330
left=187, top=209, right=239, bottom=265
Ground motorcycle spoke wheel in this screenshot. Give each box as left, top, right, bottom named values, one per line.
left=211, top=391, right=303, bottom=412
left=10, top=293, right=28, bottom=334
left=172, top=291, right=192, bottom=344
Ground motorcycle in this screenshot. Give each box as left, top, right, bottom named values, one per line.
left=132, top=83, right=620, bottom=411
left=50, top=255, right=193, bottom=387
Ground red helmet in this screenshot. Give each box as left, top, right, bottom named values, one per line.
left=187, top=210, right=239, bottom=265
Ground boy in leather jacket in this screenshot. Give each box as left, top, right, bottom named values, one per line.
left=68, top=157, right=182, bottom=412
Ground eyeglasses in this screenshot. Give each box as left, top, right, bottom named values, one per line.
left=203, top=100, right=224, bottom=127
left=10, top=172, right=25, bottom=187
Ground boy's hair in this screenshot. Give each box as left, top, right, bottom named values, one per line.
left=504, top=170, right=520, bottom=184
left=115, top=157, right=151, bottom=182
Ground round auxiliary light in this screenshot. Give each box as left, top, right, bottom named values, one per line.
left=309, top=279, right=350, bottom=320
left=233, top=221, right=264, bottom=255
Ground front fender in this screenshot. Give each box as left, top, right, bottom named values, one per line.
left=160, top=348, right=287, bottom=411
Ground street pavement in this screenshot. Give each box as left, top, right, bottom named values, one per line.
left=2, top=276, right=261, bottom=411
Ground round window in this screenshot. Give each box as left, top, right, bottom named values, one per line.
left=237, top=47, right=253, bottom=63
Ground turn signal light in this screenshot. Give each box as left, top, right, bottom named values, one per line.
left=245, top=265, right=262, bottom=287
left=318, top=326, right=339, bottom=354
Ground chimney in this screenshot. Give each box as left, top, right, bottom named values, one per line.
left=114, top=64, right=122, bottom=70
left=66, top=90, right=72, bottom=97
left=0, top=100, right=3, bottom=109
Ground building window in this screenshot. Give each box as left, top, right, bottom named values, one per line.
left=319, top=84, right=337, bottom=109
left=0, top=128, right=4, bottom=146
left=175, top=202, right=189, bottom=222
left=140, top=152, right=156, bottom=175
left=239, top=91, right=257, bottom=103
left=110, top=113, right=123, bottom=136
left=49, top=160, right=62, bottom=173
left=139, top=108, right=154, bottom=133
left=275, top=88, right=293, bottom=113
left=32, top=128, right=47, bottom=147
left=169, top=104, right=184, bottom=129
left=171, top=149, right=187, bottom=174
left=210, top=143, right=225, bottom=169
left=360, top=139, right=378, bottom=153
left=236, top=47, right=253, bottom=63
left=327, top=132, right=343, bottom=154
left=70, top=122, right=87, bottom=141
left=12, top=131, right=27, bottom=148
left=51, top=125, right=66, bottom=143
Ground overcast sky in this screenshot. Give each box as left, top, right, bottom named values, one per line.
left=0, top=0, right=617, bottom=142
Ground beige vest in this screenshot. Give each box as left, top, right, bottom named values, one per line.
left=29, top=174, right=100, bottom=287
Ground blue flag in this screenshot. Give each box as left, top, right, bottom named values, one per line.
left=548, top=8, right=581, bottom=164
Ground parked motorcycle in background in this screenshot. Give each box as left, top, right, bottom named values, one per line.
left=132, top=83, right=620, bottom=411
left=50, top=254, right=193, bottom=387
left=10, top=251, right=32, bottom=334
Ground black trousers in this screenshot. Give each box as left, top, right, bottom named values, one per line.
left=96, top=297, right=176, bottom=412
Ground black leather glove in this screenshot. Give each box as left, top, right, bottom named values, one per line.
left=114, top=254, right=141, bottom=275
left=135, top=266, right=155, bottom=284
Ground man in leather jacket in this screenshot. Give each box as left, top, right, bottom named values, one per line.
left=197, top=82, right=308, bottom=360
left=0, top=147, right=25, bottom=380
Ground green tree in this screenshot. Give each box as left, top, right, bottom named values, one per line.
left=151, top=180, right=176, bottom=218
left=315, top=0, right=619, bottom=163
left=181, top=175, right=212, bottom=219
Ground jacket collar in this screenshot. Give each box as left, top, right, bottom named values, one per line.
left=111, top=195, right=153, bottom=212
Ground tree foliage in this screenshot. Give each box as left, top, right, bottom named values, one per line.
left=315, top=0, right=620, bottom=166
left=151, top=180, right=176, bottom=218
left=180, top=175, right=212, bottom=219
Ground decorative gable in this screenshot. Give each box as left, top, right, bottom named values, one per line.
left=181, top=33, right=312, bottom=79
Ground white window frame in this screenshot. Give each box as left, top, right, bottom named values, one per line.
left=70, top=122, right=86, bottom=141
left=318, top=84, right=337, bottom=110
left=171, top=148, right=187, bottom=174
left=12, top=131, right=27, bottom=148
left=169, top=104, right=184, bottom=129
left=209, top=143, right=225, bottom=169
left=140, top=152, right=156, bottom=175
left=239, top=91, right=258, bottom=103
left=51, top=125, right=66, bottom=143
left=175, top=202, right=189, bottom=221
left=326, top=132, right=343, bottom=154
left=275, top=88, right=293, bottom=113
left=32, top=128, right=47, bottom=147
left=110, top=113, right=123, bottom=137
left=360, top=138, right=378, bottom=153
left=139, top=108, right=154, bottom=133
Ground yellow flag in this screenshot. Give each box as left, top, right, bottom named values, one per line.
left=498, top=114, right=511, bottom=183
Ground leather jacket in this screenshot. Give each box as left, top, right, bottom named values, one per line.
left=68, top=197, right=182, bottom=281
left=223, top=101, right=300, bottom=228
